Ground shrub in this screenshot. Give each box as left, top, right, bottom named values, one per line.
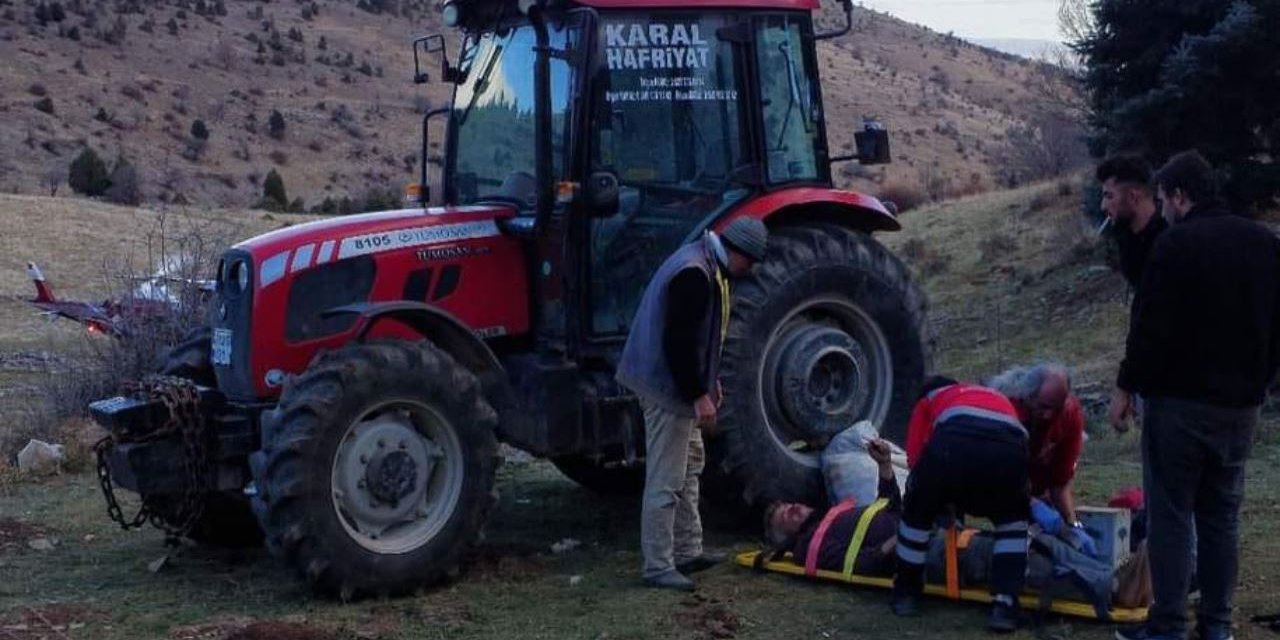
left=34, top=96, right=54, bottom=114
left=190, top=119, right=209, bottom=140
left=267, top=109, right=285, bottom=140
left=261, top=168, right=287, bottom=210
left=11, top=215, right=229, bottom=461
left=68, top=147, right=110, bottom=196
left=104, top=156, right=142, bottom=205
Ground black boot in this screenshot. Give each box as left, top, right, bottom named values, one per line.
left=987, top=595, right=1019, bottom=633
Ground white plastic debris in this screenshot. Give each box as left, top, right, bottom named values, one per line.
left=17, top=440, right=65, bottom=476
left=27, top=537, right=57, bottom=552
left=569, top=575, right=583, bottom=587
left=550, top=538, right=582, bottom=554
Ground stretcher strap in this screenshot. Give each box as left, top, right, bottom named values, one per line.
left=945, top=525, right=960, bottom=600
left=841, top=498, right=889, bottom=578
left=805, top=500, right=856, bottom=577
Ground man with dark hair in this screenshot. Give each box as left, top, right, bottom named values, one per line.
left=617, top=217, right=769, bottom=591
left=1096, top=154, right=1167, bottom=288
left=1109, top=151, right=1280, bottom=640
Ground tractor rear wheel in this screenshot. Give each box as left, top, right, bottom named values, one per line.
left=710, top=224, right=930, bottom=507
left=249, top=340, right=499, bottom=599
left=148, top=326, right=262, bottom=547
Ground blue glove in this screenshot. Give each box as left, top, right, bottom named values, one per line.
left=1070, top=524, right=1099, bottom=558
left=1030, top=499, right=1064, bottom=535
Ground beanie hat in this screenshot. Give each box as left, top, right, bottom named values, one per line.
left=720, top=218, right=769, bottom=262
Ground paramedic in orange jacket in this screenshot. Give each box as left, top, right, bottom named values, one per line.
left=895, top=376, right=1031, bottom=633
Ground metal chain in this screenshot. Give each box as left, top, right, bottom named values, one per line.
left=96, top=376, right=209, bottom=538
left=95, top=436, right=151, bottom=530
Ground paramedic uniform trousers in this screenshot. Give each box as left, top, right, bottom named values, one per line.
left=640, top=400, right=705, bottom=579
left=895, top=421, right=1030, bottom=599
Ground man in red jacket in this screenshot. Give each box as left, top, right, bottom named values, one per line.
left=896, top=376, right=1030, bottom=633
left=988, top=363, right=1094, bottom=554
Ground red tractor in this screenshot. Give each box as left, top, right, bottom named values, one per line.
left=90, top=0, right=930, bottom=598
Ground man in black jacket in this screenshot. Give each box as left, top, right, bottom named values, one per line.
left=1097, top=154, right=1167, bottom=290
left=1109, top=151, right=1280, bottom=640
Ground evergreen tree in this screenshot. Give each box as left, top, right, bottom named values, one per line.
left=1075, top=0, right=1280, bottom=213
left=268, top=109, right=286, bottom=140
left=262, top=169, right=287, bottom=210
left=68, top=147, right=110, bottom=196
left=190, top=119, right=209, bottom=141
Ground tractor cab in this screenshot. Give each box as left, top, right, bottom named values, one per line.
left=417, top=0, right=890, bottom=344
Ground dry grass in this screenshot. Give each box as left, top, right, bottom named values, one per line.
left=883, top=177, right=1130, bottom=386
left=0, top=194, right=312, bottom=454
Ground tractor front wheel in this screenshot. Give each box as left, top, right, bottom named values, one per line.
left=249, top=340, right=499, bottom=599
left=710, top=224, right=930, bottom=507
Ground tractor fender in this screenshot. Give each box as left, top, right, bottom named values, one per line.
left=720, top=187, right=901, bottom=234
left=321, top=301, right=515, bottom=410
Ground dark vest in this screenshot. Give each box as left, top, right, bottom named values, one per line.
left=616, top=239, right=727, bottom=417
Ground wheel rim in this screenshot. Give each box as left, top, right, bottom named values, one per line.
left=757, top=297, right=894, bottom=468
left=330, top=399, right=464, bottom=555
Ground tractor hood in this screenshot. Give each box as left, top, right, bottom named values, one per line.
left=233, top=204, right=516, bottom=289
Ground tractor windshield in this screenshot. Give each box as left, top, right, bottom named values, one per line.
left=448, top=18, right=582, bottom=210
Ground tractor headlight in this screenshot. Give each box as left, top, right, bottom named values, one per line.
left=229, top=259, right=249, bottom=294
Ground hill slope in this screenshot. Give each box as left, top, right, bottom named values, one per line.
left=0, top=1, right=1080, bottom=209
left=882, top=177, right=1130, bottom=398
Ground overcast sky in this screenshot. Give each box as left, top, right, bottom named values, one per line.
left=860, top=0, right=1065, bottom=42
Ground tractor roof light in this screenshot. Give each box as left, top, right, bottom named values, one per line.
left=442, top=1, right=460, bottom=27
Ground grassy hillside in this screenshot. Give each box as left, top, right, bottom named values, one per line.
left=0, top=0, right=1081, bottom=210
left=884, top=177, right=1130, bottom=392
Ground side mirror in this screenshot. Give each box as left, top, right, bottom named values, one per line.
left=413, top=34, right=460, bottom=85
left=855, top=121, right=891, bottom=165
left=586, top=172, right=620, bottom=217
left=815, top=0, right=855, bottom=41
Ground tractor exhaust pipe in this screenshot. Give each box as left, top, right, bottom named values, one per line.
left=528, top=0, right=554, bottom=230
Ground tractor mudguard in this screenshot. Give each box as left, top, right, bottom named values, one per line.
left=723, top=187, right=901, bottom=234
left=322, top=301, right=518, bottom=416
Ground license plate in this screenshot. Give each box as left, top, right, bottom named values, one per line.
left=211, top=328, right=233, bottom=366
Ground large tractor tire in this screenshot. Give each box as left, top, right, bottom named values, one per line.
left=148, top=327, right=263, bottom=547
left=551, top=455, right=644, bottom=496
left=711, top=224, right=930, bottom=508
left=249, top=340, right=499, bottom=599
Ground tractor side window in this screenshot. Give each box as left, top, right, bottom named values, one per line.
left=448, top=19, right=582, bottom=211
left=755, top=15, right=822, bottom=185
left=588, top=12, right=750, bottom=336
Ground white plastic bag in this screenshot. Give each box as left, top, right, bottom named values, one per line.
left=821, top=421, right=909, bottom=504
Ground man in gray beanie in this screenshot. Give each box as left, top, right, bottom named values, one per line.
left=616, top=217, right=769, bottom=591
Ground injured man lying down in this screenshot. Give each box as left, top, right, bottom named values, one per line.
left=760, top=436, right=1150, bottom=617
